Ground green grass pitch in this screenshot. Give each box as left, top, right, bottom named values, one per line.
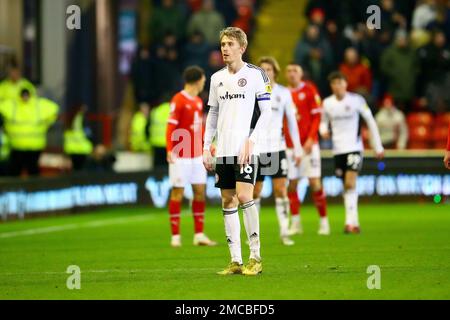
left=0, top=202, right=449, bottom=300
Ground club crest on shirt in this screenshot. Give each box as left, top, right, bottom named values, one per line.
left=238, top=78, right=247, bottom=87
left=298, top=92, right=306, bottom=100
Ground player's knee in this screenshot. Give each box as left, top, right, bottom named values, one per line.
left=273, top=185, right=286, bottom=198
left=237, top=192, right=252, bottom=205
left=222, top=195, right=238, bottom=208
left=193, top=193, right=205, bottom=202
left=287, top=182, right=297, bottom=193
left=344, top=181, right=356, bottom=190
left=309, top=179, right=322, bottom=192
left=170, top=189, right=184, bottom=202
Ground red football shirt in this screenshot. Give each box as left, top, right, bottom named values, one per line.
left=284, top=81, right=322, bottom=147
left=166, top=90, right=204, bottom=158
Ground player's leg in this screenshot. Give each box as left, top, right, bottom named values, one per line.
left=215, top=158, right=243, bottom=275
left=217, top=188, right=243, bottom=275
left=272, top=177, right=294, bottom=245
left=169, top=187, right=184, bottom=247
left=286, top=149, right=302, bottom=235
left=306, top=144, right=329, bottom=234
left=343, top=170, right=360, bottom=234
left=191, top=183, right=217, bottom=246
left=168, top=160, right=187, bottom=247
left=253, top=162, right=264, bottom=212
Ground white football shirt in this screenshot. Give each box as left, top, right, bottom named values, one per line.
left=259, top=83, right=302, bottom=155
left=205, top=63, right=272, bottom=157
left=320, top=92, right=384, bottom=155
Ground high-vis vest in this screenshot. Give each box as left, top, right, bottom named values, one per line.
left=64, top=112, right=93, bottom=155
left=129, top=111, right=151, bottom=152
left=0, top=97, right=59, bottom=151
left=150, top=102, right=170, bottom=148
left=0, top=79, right=36, bottom=102
left=0, top=130, right=10, bottom=161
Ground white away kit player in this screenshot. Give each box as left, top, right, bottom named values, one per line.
left=203, top=27, right=272, bottom=276
left=253, top=56, right=302, bottom=246
left=320, top=72, right=384, bottom=234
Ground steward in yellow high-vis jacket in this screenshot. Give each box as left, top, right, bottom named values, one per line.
left=64, top=104, right=93, bottom=171
left=129, top=102, right=151, bottom=152
left=0, top=89, right=59, bottom=176
left=0, top=63, right=36, bottom=103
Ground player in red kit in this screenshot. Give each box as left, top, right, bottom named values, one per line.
left=444, top=123, right=450, bottom=169
left=284, top=63, right=330, bottom=235
left=166, top=66, right=217, bottom=247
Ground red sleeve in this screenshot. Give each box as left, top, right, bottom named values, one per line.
left=166, top=96, right=183, bottom=152
left=307, top=86, right=322, bottom=141
left=447, top=123, right=450, bottom=151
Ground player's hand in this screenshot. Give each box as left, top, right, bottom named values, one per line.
left=321, top=131, right=330, bottom=140
left=203, top=150, right=214, bottom=172
left=294, top=155, right=302, bottom=167
left=444, top=151, right=450, bottom=170
left=239, top=139, right=254, bottom=167
left=375, top=151, right=385, bottom=160
left=303, top=138, right=314, bottom=155
left=210, top=144, right=216, bottom=157
left=166, top=151, right=175, bottom=164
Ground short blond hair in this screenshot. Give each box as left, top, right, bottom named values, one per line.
left=258, top=56, right=281, bottom=77
left=219, top=27, right=248, bottom=49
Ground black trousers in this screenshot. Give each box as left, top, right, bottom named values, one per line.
left=71, top=154, right=88, bottom=171
left=9, top=150, right=42, bottom=176
left=153, top=147, right=167, bottom=169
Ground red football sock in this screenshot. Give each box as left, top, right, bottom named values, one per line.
left=312, top=189, right=328, bottom=218
left=192, top=200, right=205, bottom=234
left=169, top=200, right=181, bottom=235
left=288, top=191, right=300, bottom=216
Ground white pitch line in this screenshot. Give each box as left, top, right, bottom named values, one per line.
left=0, top=268, right=218, bottom=277
left=0, top=214, right=154, bottom=239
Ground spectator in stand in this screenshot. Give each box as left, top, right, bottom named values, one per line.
left=153, top=32, right=183, bottom=101
left=150, top=0, right=185, bottom=43
left=187, top=0, right=225, bottom=47
left=444, top=123, right=450, bottom=169
left=214, top=0, right=237, bottom=26
left=183, top=31, right=211, bottom=71
left=375, top=94, right=408, bottom=150
left=418, top=30, right=450, bottom=94
left=379, top=0, right=407, bottom=32
left=412, top=0, right=438, bottom=30
left=131, top=46, right=158, bottom=105
left=294, top=24, right=333, bottom=95
left=339, top=47, right=372, bottom=99
left=325, top=20, right=352, bottom=69
left=380, top=29, right=420, bottom=110
left=309, top=7, right=326, bottom=34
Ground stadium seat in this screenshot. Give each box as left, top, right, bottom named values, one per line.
left=432, top=125, right=450, bottom=149
left=406, top=112, right=434, bottom=126
left=435, top=113, right=450, bottom=127
left=408, top=124, right=431, bottom=149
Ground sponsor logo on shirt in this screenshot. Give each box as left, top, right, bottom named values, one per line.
left=219, top=91, right=246, bottom=100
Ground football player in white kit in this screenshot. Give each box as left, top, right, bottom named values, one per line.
left=320, top=72, right=384, bottom=234
left=203, top=27, right=272, bottom=275
left=253, top=56, right=302, bottom=246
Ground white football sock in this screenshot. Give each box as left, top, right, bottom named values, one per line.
left=275, top=197, right=290, bottom=237
left=344, top=189, right=359, bottom=226
left=291, top=214, right=301, bottom=224
left=223, top=207, right=242, bottom=265
left=254, top=197, right=261, bottom=213
left=241, top=200, right=261, bottom=261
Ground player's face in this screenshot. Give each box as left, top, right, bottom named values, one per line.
left=330, top=79, right=347, bottom=97
left=221, top=36, right=245, bottom=64
left=260, top=62, right=275, bottom=84
left=285, top=65, right=303, bottom=86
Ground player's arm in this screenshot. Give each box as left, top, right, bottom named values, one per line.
left=319, top=101, right=330, bottom=139
left=244, top=76, right=272, bottom=165
left=284, top=96, right=303, bottom=165
left=203, top=77, right=218, bottom=171
left=166, top=97, right=182, bottom=164
left=304, top=88, right=322, bottom=154
left=358, top=97, right=384, bottom=159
